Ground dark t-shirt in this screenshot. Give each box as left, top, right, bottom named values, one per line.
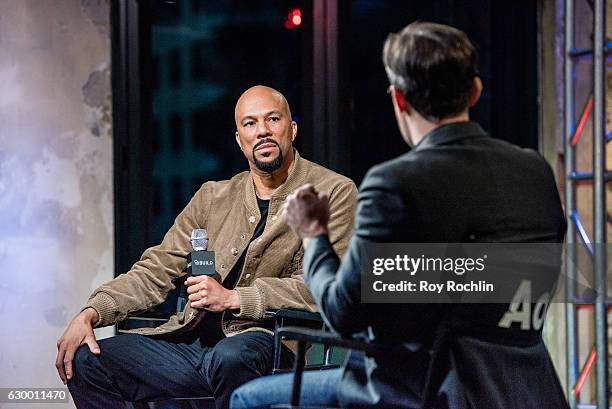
left=199, top=197, right=269, bottom=344
left=222, top=196, right=269, bottom=289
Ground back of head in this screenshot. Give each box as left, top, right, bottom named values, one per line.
left=383, top=22, right=478, bottom=121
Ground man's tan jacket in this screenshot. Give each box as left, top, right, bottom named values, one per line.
left=85, top=151, right=357, bottom=338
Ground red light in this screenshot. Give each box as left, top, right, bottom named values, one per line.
left=285, top=8, right=302, bottom=29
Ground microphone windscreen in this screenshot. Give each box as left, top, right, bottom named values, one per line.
left=191, top=229, right=208, bottom=251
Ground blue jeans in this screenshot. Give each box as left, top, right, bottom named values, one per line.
left=230, top=368, right=343, bottom=409
left=67, top=332, right=293, bottom=409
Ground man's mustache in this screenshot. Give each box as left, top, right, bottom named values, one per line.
left=253, top=138, right=280, bottom=151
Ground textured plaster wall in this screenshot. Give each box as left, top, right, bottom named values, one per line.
left=0, top=1, right=113, bottom=407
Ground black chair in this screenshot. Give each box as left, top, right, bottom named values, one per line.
left=272, top=326, right=380, bottom=409
left=264, top=308, right=336, bottom=374
left=129, top=309, right=335, bottom=409
left=276, top=323, right=461, bottom=409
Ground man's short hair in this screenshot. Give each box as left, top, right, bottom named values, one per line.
left=383, top=22, right=478, bottom=122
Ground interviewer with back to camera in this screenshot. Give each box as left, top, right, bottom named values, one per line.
left=230, top=21, right=568, bottom=409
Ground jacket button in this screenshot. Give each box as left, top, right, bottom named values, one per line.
left=220, top=263, right=225, bottom=269
left=245, top=273, right=251, bottom=279
left=240, top=233, right=246, bottom=240
left=231, top=247, right=239, bottom=256
left=249, top=216, right=256, bottom=223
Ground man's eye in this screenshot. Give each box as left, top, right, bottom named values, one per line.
left=269, top=117, right=280, bottom=122
left=244, top=121, right=255, bottom=127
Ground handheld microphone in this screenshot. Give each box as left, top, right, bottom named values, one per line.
left=177, top=229, right=216, bottom=312
left=188, top=229, right=216, bottom=276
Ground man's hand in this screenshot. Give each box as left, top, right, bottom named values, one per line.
left=186, top=275, right=240, bottom=312
left=55, top=307, right=100, bottom=385
left=282, top=184, right=330, bottom=240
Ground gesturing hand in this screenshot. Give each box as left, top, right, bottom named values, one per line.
left=282, top=184, right=330, bottom=239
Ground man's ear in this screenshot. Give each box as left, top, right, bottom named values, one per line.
left=235, top=131, right=243, bottom=152
left=392, top=87, right=410, bottom=114
left=290, top=121, right=298, bottom=143
left=469, top=76, right=483, bottom=107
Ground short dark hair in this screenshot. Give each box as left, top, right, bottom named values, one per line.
left=383, top=22, right=478, bottom=121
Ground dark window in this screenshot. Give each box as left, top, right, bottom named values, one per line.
left=152, top=179, right=162, bottom=217
left=191, top=106, right=230, bottom=152
left=191, top=176, right=203, bottom=198
left=151, top=54, right=160, bottom=91
left=190, top=1, right=226, bottom=14
left=190, top=40, right=224, bottom=82
left=346, top=0, right=537, bottom=182
left=169, top=49, right=180, bottom=86
left=145, top=0, right=307, bottom=244
left=152, top=118, right=161, bottom=153
left=171, top=176, right=184, bottom=216
left=170, top=114, right=182, bottom=152
left=150, top=0, right=179, bottom=25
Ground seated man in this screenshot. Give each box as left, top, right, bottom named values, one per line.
left=231, top=23, right=569, bottom=408
left=55, top=85, right=357, bottom=409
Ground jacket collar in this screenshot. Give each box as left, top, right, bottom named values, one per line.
left=243, top=149, right=308, bottom=216
left=414, top=121, right=488, bottom=152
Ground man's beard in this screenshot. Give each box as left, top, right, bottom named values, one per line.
left=252, top=139, right=284, bottom=173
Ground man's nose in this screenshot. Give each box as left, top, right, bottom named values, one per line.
left=256, top=120, right=272, bottom=138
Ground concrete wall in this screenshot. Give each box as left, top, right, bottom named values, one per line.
left=0, top=1, right=113, bottom=407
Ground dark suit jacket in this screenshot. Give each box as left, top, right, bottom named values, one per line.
left=303, top=122, right=568, bottom=409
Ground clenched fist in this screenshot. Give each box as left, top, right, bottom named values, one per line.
left=282, top=184, right=330, bottom=239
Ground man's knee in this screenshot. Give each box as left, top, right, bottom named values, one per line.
left=208, top=340, right=249, bottom=374
left=230, top=374, right=288, bottom=409
left=71, top=345, right=98, bottom=381
left=67, top=345, right=107, bottom=399
left=70, top=335, right=138, bottom=384
left=206, top=334, right=273, bottom=380
left=229, top=381, right=255, bottom=409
